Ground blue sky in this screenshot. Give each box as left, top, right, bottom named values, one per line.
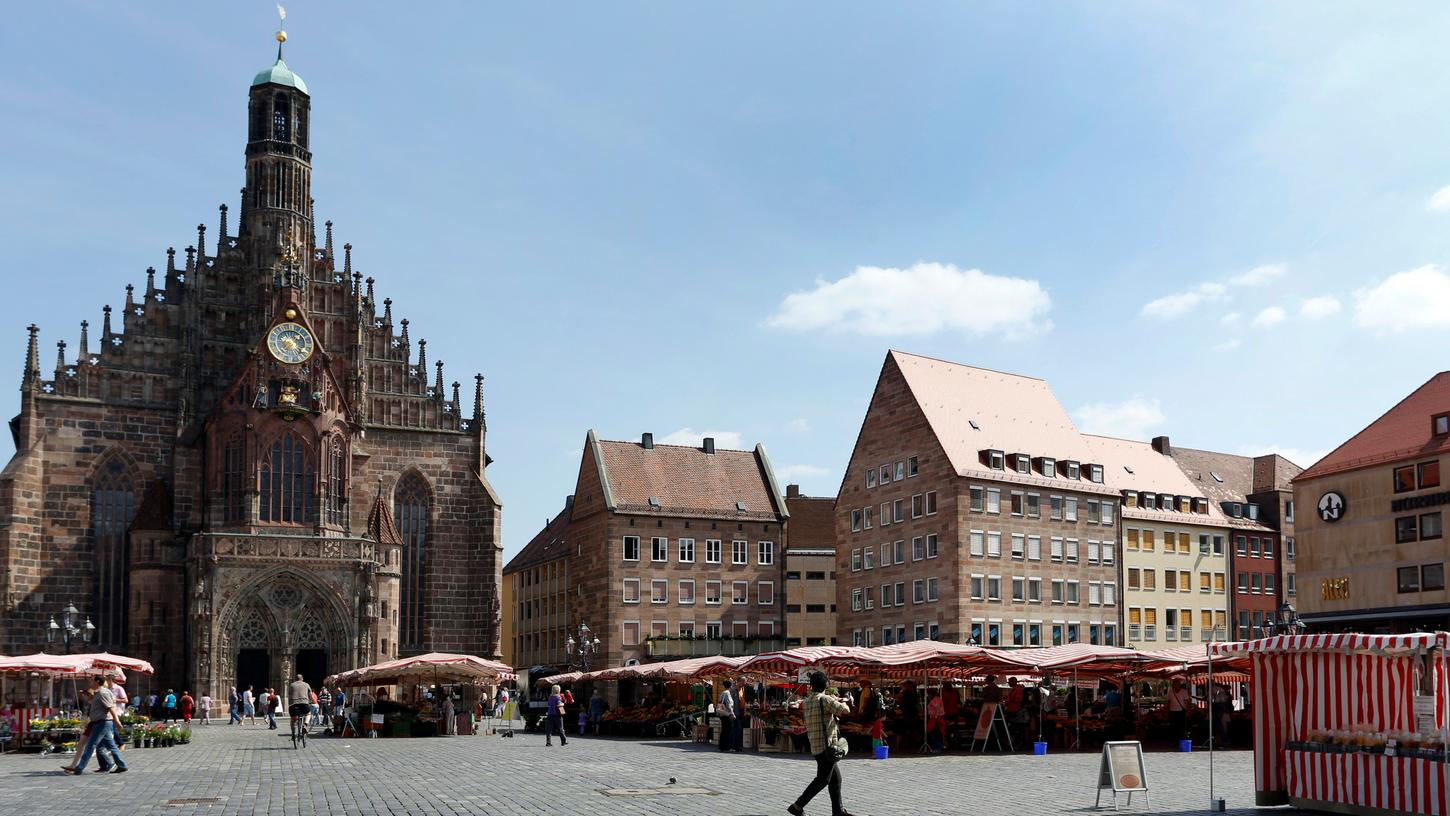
left=6, top=2, right=1450, bottom=559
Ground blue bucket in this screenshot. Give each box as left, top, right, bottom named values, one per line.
left=1033, top=741, right=1048, bottom=755
left=874, top=745, right=889, bottom=760
left=1179, top=739, right=1194, bottom=753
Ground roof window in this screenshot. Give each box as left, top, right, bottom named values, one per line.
left=736, top=501, right=747, bottom=511
left=1014, top=453, right=1031, bottom=474
left=1088, top=464, right=1104, bottom=484
left=1435, top=413, right=1450, bottom=436
left=1040, top=457, right=1056, bottom=478
left=1124, top=465, right=1135, bottom=475
left=1211, top=472, right=1224, bottom=483
left=1143, top=493, right=1157, bottom=510
left=969, top=419, right=981, bottom=431
left=985, top=450, right=1005, bottom=470
left=648, top=496, right=660, bottom=508
left=1064, top=461, right=1080, bottom=480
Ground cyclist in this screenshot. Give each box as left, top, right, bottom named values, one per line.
left=287, top=674, right=314, bottom=746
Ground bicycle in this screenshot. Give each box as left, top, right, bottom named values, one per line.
left=289, top=703, right=310, bottom=748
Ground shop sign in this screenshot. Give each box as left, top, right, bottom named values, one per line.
left=1317, top=491, right=1347, bottom=522
left=1321, top=577, right=1350, bottom=601
left=1391, top=490, right=1450, bottom=513
left=1096, top=740, right=1148, bottom=809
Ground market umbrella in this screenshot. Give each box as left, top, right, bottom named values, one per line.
left=326, top=652, right=516, bottom=687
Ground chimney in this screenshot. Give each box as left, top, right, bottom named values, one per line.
left=786, top=484, right=801, bottom=498
left=703, top=437, right=716, bottom=454
left=641, top=432, right=654, bottom=450
left=1151, top=435, right=1172, bottom=456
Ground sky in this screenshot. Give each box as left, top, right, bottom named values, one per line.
left=5, top=2, right=1450, bottom=560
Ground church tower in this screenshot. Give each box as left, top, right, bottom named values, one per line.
left=243, top=25, right=312, bottom=289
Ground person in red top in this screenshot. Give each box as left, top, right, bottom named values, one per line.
left=179, top=691, right=196, bottom=723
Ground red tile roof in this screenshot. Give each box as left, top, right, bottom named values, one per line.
left=1297, top=371, right=1450, bottom=481
left=596, top=439, right=785, bottom=521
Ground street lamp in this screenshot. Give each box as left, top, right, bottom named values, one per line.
left=565, top=623, right=601, bottom=673
left=1261, top=602, right=1306, bottom=637
left=46, top=601, right=95, bottom=654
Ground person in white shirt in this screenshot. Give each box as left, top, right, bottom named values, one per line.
left=199, top=694, right=213, bottom=725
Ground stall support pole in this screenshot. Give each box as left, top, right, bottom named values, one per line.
left=919, top=668, right=930, bottom=754
left=1208, top=637, right=1217, bottom=812
left=1073, top=668, right=1081, bottom=750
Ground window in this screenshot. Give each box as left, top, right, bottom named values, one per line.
left=918, top=623, right=930, bottom=643
left=1397, top=516, right=1419, bottom=543
left=1143, top=569, right=1157, bottom=590
left=893, top=500, right=905, bottom=523
left=91, top=457, right=136, bottom=647
left=1396, top=465, right=1418, bottom=493
left=1012, top=577, right=1025, bottom=602
left=679, top=580, right=696, bottom=605
left=987, top=576, right=1001, bottom=601
left=706, top=539, right=722, bottom=564
left=1178, top=532, right=1191, bottom=554
left=895, top=582, right=905, bottom=606
left=1087, top=501, right=1100, bottom=523
left=1089, top=464, right=1104, bottom=483
left=926, top=534, right=939, bottom=558
left=758, top=581, right=775, bottom=605
left=1067, top=580, right=1080, bottom=604
left=1088, top=581, right=1101, bottom=605
left=971, top=486, right=985, bottom=512
left=970, top=575, right=984, bottom=600
left=733, top=581, right=748, bottom=605
left=1026, top=493, right=1041, bottom=518
left=863, top=548, right=875, bottom=570
left=1142, top=530, right=1155, bottom=551
left=623, top=536, right=641, bottom=561
left=262, top=431, right=315, bottom=523
left=1264, top=574, right=1276, bottom=595
left=1423, top=513, right=1444, bottom=540
left=882, top=542, right=894, bottom=565
left=914, top=579, right=925, bottom=604
left=1250, top=537, right=1262, bottom=557
left=1236, top=536, right=1248, bottom=557
left=1263, top=537, right=1275, bottom=558
left=1065, top=461, right=1080, bottom=480
left=1010, top=491, right=1024, bottom=516
left=912, top=494, right=924, bottom=518
left=908, top=455, right=919, bottom=477
left=1050, top=537, right=1064, bottom=561
left=881, top=584, right=892, bottom=607
left=1178, top=570, right=1190, bottom=592
left=866, top=468, right=876, bottom=489
left=623, top=579, right=641, bottom=603
left=925, top=491, right=938, bottom=515
left=651, top=537, right=668, bottom=562
left=707, top=621, right=722, bottom=639
left=1027, top=578, right=1042, bottom=602
left=223, top=436, right=246, bottom=522
left=1144, top=493, right=1158, bottom=510
left=1287, top=573, right=1297, bottom=595
left=1103, top=540, right=1115, bottom=564
left=851, top=509, right=862, bottom=531
left=1066, top=538, right=1079, bottom=563
left=986, top=488, right=1001, bottom=514
left=680, top=621, right=696, bottom=637
left=732, top=540, right=748, bottom=565
left=395, top=471, right=430, bottom=649
left=1102, top=502, right=1115, bottom=525
left=1029, top=623, right=1042, bottom=646
left=1027, top=535, right=1042, bottom=561
left=970, top=530, right=985, bottom=557
left=1104, top=582, right=1117, bottom=605
left=652, top=579, right=668, bottom=604
left=622, top=621, right=640, bottom=646
left=1042, top=457, right=1057, bottom=477
left=896, top=461, right=906, bottom=481
left=1285, top=500, right=1295, bottom=523
left=272, top=92, right=290, bottom=140
left=1213, top=535, right=1225, bottom=555
left=706, top=580, right=722, bottom=605
left=912, top=537, right=925, bottom=561
left=1011, top=533, right=1025, bottom=559
left=1437, top=414, right=1450, bottom=436
left=1051, top=579, right=1065, bottom=603
left=1050, top=495, right=1063, bottom=521
left=757, top=540, right=775, bottom=565
left=894, top=540, right=905, bottom=563
left=988, top=450, right=1006, bottom=470
left=1126, top=529, right=1140, bottom=550
left=880, top=502, right=891, bottom=527
left=1127, top=568, right=1140, bottom=590
left=678, top=538, right=696, bottom=563
left=882, top=626, right=894, bottom=645
left=1214, top=572, right=1226, bottom=593
left=880, top=465, right=892, bottom=484
left=326, top=437, right=346, bottom=526
left=1425, top=563, right=1446, bottom=591
left=1399, top=566, right=1422, bottom=593
left=1087, top=540, right=1101, bottom=564
left=986, top=532, right=1002, bottom=558
left=1065, top=497, right=1078, bottom=522
left=1014, top=453, right=1031, bottom=474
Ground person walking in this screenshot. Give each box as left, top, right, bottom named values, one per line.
left=227, top=687, right=241, bottom=725
left=200, top=692, right=212, bottom=725
left=716, top=679, right=738, bottom=753
left=179, top=691, right=195, bottom=723
left=787, top=671, right=853, bottom=816
left=242, top=686, right=256, bottom=725
left=258, top=688, right=274, bottom=729
left=588, top=689, right=607, bottom=735
left=267, top=689, right=281, bottom=729
left=544, top=684, right=567, bottom=746
left=63, top=675, right=127, bottom=775
left=161, top=689, right=177, bottom=723
left=317, top=687, right=332, bottom=728
left=146, top=692, right=158, bottom=719
left=1167, top=679, right=1191, bottom=740
left=732, top=683, right=747, bottom=751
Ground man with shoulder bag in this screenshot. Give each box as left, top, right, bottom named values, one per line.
left=788, top=671, right=855, bottom=816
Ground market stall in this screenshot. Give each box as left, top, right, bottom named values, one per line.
left=0, top=652, right=156, bottom=752
left=1211, top=633, right=1448, bottom=815
left=326, top=652, right=515, bottom=738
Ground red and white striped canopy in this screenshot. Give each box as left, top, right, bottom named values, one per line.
left=1211, top=632, right=1450, bottom=656
left=1004, top=643, right=1154, bottom=672
left=326, top=652, right=516, bottom=686
left=0, top=651, right=154, bottom=678
left=581, top=655, right=750, bottom=682
left=736, top=646, right=873, bottom=676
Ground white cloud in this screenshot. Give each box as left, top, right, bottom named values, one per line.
left=1236, top=445, right=1330, bottom=469
left=1300, top=295, right=1343, bottom=319
left=786, top=418, right=812, bottom=434
left=774, top=464, right=831, bottom=483
left=1212, top=339, right=1242, bottom=352
left=767, top=262, right=1051, bottom=338
left=1141, top=282, right=1228, bottom=320
left=1251, top=306, right=1287, bottom=328
left=1075, top=398, right=1166, bottom=440
left=1219, top=312, right=1241, bottom=326
left=658, top=427, right=744, bottom=449
left=1354, top=265, right=1450, bottom=333
left=1228, top=264, right=1286, bottom=288
left=1428, top=185, right=1450, bottom=212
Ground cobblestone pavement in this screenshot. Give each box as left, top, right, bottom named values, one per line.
left=0, top=723, right=1262, bottom=816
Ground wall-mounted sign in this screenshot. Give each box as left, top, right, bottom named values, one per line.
left=1322, top=577, right=1350, bottom=601
left=1318, top=491, right=1347, bottom=523
left=1391, top=491, right=1450, bottom=513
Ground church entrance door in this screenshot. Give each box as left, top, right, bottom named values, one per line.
left=236, top=649, right=270, bottom=700
left=295, top=649, right=327, bottom=691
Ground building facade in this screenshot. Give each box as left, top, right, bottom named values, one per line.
left=0, top=42, right=503, bottom=700
left=503, top=499, right=572, bottom=672
left=835, top=351, right=1121, bottom=649
left=782, top=485, right=837, bottom=647
left=1296, top=372, right=1450, bottom=632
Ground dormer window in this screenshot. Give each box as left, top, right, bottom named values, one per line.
left=1247, top=503, right=1259, bottom=520
left=1040, top=458, right=1056, bottom=478
left=1014, top=454, right=1031, bottom=474
left=1194, top=498, right=1208, bottom=514
left=1143, top=493, right=1157, bottom=510
left=986, top=450, right=1006, bottom=470
left=1088, top=464, right=1104, bottom=484
left=1179, top=497, right=1191, bottom=513
left=1229, top=502, right=1243, bottom=518
left=1064, top=461, right=1080, bottom=480
left=1435, top=413, right=1450, bottom=436
left=1124, top=492, right=1139, bottom=508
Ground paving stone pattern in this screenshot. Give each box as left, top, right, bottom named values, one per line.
left=0, top=724, right=1262, bottom=816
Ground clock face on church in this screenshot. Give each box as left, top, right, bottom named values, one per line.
left=267, top=322, right=315, bottom=364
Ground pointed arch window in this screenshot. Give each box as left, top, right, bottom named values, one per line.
left=326, top=437, right=347, bottom=526
left=272, top=93, right=290, bottom=141
left=223, top=436, right=246, bottom=523
left=259, top=431, right=314, bottom=524
left=92, top=458, right=136, bottom=648
left=395, top=473, right=430, bottom=649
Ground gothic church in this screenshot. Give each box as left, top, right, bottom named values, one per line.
left=0, top=39, right=503, bottom=699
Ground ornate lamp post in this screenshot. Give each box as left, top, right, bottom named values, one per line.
left=46, top=601, right=95, bottom=655
left=1261, top=602, right=1307, bottom=637
left=565, top=623, right=601, bottom=673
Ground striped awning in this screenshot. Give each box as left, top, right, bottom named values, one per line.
left=1210, top=632, right=1450, bottom=656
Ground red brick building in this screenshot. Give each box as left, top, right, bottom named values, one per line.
left=506, top=432, right=789, bottom=674
left=0, top=42, right=502, bottom=700
left=836, top=351, right=1121, bottom=648
left=782, top=486, right=838, bottom=647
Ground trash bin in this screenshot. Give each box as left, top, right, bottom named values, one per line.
left=1179, top=739, right=1193, bottom=753
left=1033, top=741, right=1048, bottom=755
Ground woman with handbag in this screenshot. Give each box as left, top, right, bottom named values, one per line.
left=788, top=671, right=856, bottom=816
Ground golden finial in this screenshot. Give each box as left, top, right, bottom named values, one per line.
left=275, top=5, right=288, bottom=46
